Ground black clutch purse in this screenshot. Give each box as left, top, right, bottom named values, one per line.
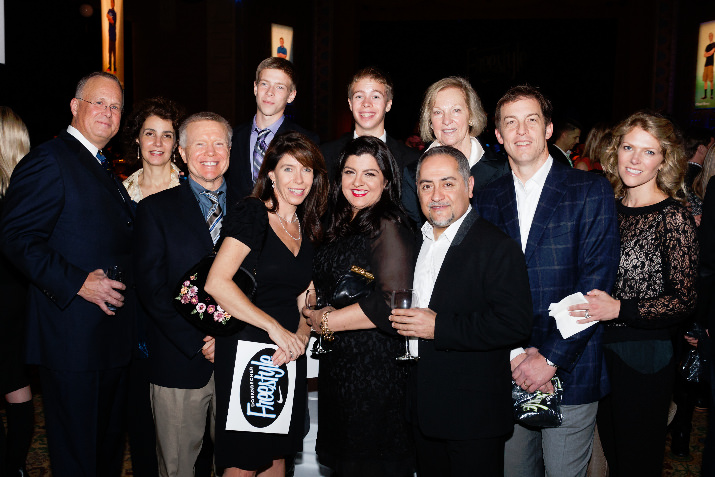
left=173, top=254, right=254, bottom=337
left=330, top=265, right=375, bottom=308
left=512, top=377, right=563, bottom=428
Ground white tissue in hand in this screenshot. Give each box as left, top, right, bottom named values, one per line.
left=549, top=292, right=597, bottom=339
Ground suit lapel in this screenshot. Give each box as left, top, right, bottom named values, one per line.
left=61, top=132, right=134, bottom=218
left=179, top=183, right=215, bottom=251
left=496, top=180, right=522, bottom=249
left=523, top=164, right=567, bottom=264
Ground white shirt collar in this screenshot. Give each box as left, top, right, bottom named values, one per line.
left=512, top=156, right=553, bottom=190
left=421, top=205, right=472, bottom=243
left=353, top=130, right=388, bottom=143
left=427, top=137, right=483, bottom=169
left=67, top=125, right=100, bottom=159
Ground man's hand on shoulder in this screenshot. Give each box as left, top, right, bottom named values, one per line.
left=390, top=307, right=436, bottom=340
left=77, top=269, right=126, bottom=315
left=512, top=347, right=557, bottom=394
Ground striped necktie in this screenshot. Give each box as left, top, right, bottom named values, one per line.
left=252, top=128, right=270, bottom=184
left=202, top=191, right=223, bottom=245
left=96, top=150, right=113, bottom=174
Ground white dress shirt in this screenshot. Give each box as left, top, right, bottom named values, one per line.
left=510, top=157, right=553, bottom=360
left=353, top=130, right=388, bottom=143
left=67, top=125, right=100, bottom=161
left=410, top=206, right=472, bottom=356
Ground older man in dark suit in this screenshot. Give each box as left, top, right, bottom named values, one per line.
left=226, top=57, right=319, bottom=200
left=475, top=85, right=619, bottom=477
left=0, top=72, right=134, bottom=477
left=391, top=146, right=532, bottom=476
left=134, top=112, right=232, bottom=477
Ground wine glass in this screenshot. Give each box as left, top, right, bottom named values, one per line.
left=306, top=289, right=331, bottom=355
left=392, top=289, right=419, bottom=361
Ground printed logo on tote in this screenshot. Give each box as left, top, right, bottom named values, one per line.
left=241, top=348, right=290, bottom=427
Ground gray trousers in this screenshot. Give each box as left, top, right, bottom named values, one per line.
left=150, top=373, right=216, bottom=477
left=504, top=402, right=598, bottom=477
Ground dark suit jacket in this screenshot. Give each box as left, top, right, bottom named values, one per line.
left=133, top=182, right=231, bottom=389
left=227, top=117, right=319, bottom=200
left=320, top=131, right=420, bottom=180
left=548, top=143, right=572, bottom=167
left=0, top=131, right=136, bottom=372
left=475, top=161, right=619, bottom=405
left=402, top=139, right=509, bottom=225
left=698, top=180, right=715, bottom=332
left=411, top=209, right=532, bottom=440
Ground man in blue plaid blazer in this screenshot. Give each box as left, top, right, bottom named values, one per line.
left=475, top=85, right=619, bottom=477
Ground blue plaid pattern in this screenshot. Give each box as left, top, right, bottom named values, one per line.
left=475, top=162, right=619, bottom=405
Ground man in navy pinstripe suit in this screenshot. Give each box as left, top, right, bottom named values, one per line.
left=475, top=85, right=619, bottom=477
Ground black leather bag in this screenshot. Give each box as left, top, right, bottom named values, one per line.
left=512, top=377, right=563, bottom=428
left=173, top=254, right=254, bottom=337
left=330, top=265, right=375, bottom=309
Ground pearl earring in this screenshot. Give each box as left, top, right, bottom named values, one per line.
left=137, top=146, right=141, bottom=160
left=272, top=181, right=276, bottom=189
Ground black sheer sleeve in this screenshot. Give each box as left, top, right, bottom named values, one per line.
left=357, top=219, right=418, bottom=334
left=618, top=203, right=699, bottom=329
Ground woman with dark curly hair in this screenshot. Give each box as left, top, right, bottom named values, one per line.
left=303, top=136, right=417, bottom=476
left=569, top=111, right=699, bottom=476
left=206, top=131, right=328, bottom=477
left=122, top=97, right=185, bottom=203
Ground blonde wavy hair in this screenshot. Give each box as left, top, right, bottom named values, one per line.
left=602, top=111, right=685, bottom=201
left=419, top=77, right=487, bottom=144
left=0, top=107, right=30, bottom=195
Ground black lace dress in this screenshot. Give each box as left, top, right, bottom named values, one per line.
left=597, top=198, right=699, bottom=476
left=313, top=218, right=417, bottom=476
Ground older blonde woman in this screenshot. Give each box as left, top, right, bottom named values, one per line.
left=401, top=77, right=509, bottom=224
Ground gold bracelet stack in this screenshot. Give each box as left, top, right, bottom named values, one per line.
left=320, top=311, right=335, bottom=342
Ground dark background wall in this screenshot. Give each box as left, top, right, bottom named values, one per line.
left=0, top=0, right=713, bottom=152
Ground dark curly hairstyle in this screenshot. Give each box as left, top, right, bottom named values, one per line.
left=325, top=136, right=411, bottom=242
left=251, top=131, right=328, bottom=245
left=122, top=97, right=185, bottom=166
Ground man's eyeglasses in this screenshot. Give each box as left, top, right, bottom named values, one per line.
left=75, top=97, right=122, bottom=113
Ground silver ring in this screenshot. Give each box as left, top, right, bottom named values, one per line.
left=585, top=310, right=591, bottom=320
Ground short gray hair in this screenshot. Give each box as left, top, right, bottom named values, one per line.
left=416, top=146, right=471, bottom=188
left=75, top=72, right=124, bottom=108
left=178, top=112, right=233, bottom=148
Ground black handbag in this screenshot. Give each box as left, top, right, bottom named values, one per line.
left=174, top=216, right=267, bottom=337
left=512, top=377, right=564, bottom=428
left=330, top=265, right=375, bottom=308
left=173, top=254, right=255, bottom=337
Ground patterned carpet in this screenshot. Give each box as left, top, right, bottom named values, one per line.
left=0, top=392, right=709, bottom=476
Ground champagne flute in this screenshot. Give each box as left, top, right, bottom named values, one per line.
left=392, top=289, right=419, bottom=361
left=306, top=289, right=331, bottom=355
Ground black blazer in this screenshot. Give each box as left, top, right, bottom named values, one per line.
left=548, top=144, right=572, bottom=167
left=0, top=131, right=136, bottom=371
left=133, top=182, right=232, bottom=389
left=320, top=131, right=420, bottom=180
left=410, top=209, right=532, bottom=440
left=402, top=139, right=509, bottom=226
left=227, top=117, right=319, bottom=200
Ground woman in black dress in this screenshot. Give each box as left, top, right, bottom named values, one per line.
left=206, top=132, right=328, bottom=476
left=0, top=106, right=34, bottom=477
left=569, top=112, right=698, bottom=476
left=304, top=136, right=417, bottom=476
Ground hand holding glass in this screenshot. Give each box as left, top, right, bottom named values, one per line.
left=306, top=289, right=331, bottom=355
left=392, top=289, right=419, bottom=361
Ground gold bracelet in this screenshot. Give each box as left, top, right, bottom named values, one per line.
left=320, top=311, right=335, bottom=342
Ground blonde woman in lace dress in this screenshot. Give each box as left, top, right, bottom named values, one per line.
left=122, top=97, right=185, bottom=203
left=569, top=111, right=699, bottom=476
